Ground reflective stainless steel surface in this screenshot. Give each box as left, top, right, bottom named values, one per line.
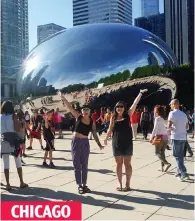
left=17, top=23, right=178, bottom=95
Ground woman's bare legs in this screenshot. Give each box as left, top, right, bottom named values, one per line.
left=115, top=156, right=123, bottom=190
left=124, top=156, right=132, bottom=189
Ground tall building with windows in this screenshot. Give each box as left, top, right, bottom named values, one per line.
left=73, top=0, right=132, bottom=26
left=37, top=23, right=66, bottom=44
left=1, top=0, right=29, bottom=98
left=141, top=0, right=159, bottom=17
left=165, top=0, right=194, bottom=65
left=135, top=13, right=165, bottom=41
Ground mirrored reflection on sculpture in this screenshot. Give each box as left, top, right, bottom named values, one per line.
left=17, top=23, right=178, bottom=96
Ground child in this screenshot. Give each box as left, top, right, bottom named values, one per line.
left=42, top=110, right=55, bottom=168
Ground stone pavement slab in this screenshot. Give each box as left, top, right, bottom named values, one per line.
left=1, top=133, right=194, bottom=220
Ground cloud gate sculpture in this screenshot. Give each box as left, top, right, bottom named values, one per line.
left=17, top=23, right=178, bottom=108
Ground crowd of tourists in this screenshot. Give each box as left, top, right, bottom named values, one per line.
left=0, top=90, right=194, bottom=194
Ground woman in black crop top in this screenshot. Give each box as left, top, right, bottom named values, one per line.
left=59, top=91, right=104, bottom=194
left=104, top=89, right=148, bottom=192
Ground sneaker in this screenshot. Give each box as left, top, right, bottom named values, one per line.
left=26, top=146, right=32, bottom=150
left=49, top=162, right=55, bottom=168
left=166, top=145, right=171, bottom=150
left=175, top=173, right=181, bottom=178
left=179, top=174, right=189, bottom=181
left=187, top=152, right=193, bottom=157
left=42, top=162, right=49, bottom=167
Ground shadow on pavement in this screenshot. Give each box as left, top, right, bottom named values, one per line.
left=12, top=164, right=114, bottom=175
left=2, top=185, right=194, bottom=211
left=92, top=188, right=194, bottom=210
left=167, top=171, right=195, bottom=177
left=1, top=186, right=134, bottom=211
left=25, top=155, right=72, bottom=161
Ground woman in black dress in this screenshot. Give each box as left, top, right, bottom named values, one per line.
left=104, top=89, right=147, bottom=191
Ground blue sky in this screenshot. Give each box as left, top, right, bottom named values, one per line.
left=29, top=0, right=164, bottom=50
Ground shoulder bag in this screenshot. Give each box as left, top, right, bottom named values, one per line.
left=151, top=135, right=163, bottom=145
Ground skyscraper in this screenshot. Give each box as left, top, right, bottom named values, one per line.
left=73, top=0, right=132, bottom=26
left=135, top=13, right=165, bottom=41
left=141, top=0, right=159, bottom=17
left=1, top=0, right=29, bottom=98
left=37, top=23, right=66, bottom=44
left=165, top=0, right=194, bottom=65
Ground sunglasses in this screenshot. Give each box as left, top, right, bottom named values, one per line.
left=82, top=108, right=90, bottom=112
left=116, top=105, right=124, bottom=108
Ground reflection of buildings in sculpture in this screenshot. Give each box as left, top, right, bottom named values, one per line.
left=39, top=78, right=47, bottom=87
left=37, top=77, right=55, bottom=95
left=143, top=39, right=176, bottom=68
left=73, top=0, right=132, bottom=26
left=20, top=65, right=50, bottom=95
left=18, top=24, right=178, bottom=96
left=147, top=52, right=160, bottom=65
left=135, top=13, right=165, bottom=41
left=31, top=65, right=49, bottom=93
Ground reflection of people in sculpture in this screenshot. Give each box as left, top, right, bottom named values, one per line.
left=104, top=89, right=148, bottom=191
left=58, top=91, right=104, bottom=194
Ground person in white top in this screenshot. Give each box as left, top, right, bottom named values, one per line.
left=0, top=101, right=28, bottom=190
left=150, top=105, right=171, bottom=172
left=168, top=99, right=189, bottom=181
left=25, top=111, right=31, bottom=133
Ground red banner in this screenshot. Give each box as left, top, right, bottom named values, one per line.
left=0, top=202, right=82, bottom=220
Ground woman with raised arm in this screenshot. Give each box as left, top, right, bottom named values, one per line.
left=104, top=89, right=148, bottom=191
left=59, top=91, right=104, bottom=194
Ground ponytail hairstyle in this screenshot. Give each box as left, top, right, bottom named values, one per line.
left=154, top=105, right=166, bottom=120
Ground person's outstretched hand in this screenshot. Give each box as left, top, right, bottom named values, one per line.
left=140, top=89, right=148, bottom=93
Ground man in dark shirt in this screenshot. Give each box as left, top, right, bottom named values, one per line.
left=27, top=109, right=43, bottom=150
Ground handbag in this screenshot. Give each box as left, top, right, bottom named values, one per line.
left=1, top=116, right=22, bottom=157
left=12, top=137, right=22, bottom=157
left=151, top=135, right=163, bottom=145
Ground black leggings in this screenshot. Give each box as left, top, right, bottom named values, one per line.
left=141, top=121, right=149, bottom=139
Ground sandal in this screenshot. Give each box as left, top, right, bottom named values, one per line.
left=83, top=186, right=91, bottom=193
left=123, top=186, right=131, bottom=192
left=116, top=187, right=123, bottom=191
left=164, top=163, right=171, bottom=172
left=78, top=186, right=84, bottom=194
left=20, top=183, right=28, bottom=188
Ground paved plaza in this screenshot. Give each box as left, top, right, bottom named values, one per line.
left=1, top=133, right=194, bottom=220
